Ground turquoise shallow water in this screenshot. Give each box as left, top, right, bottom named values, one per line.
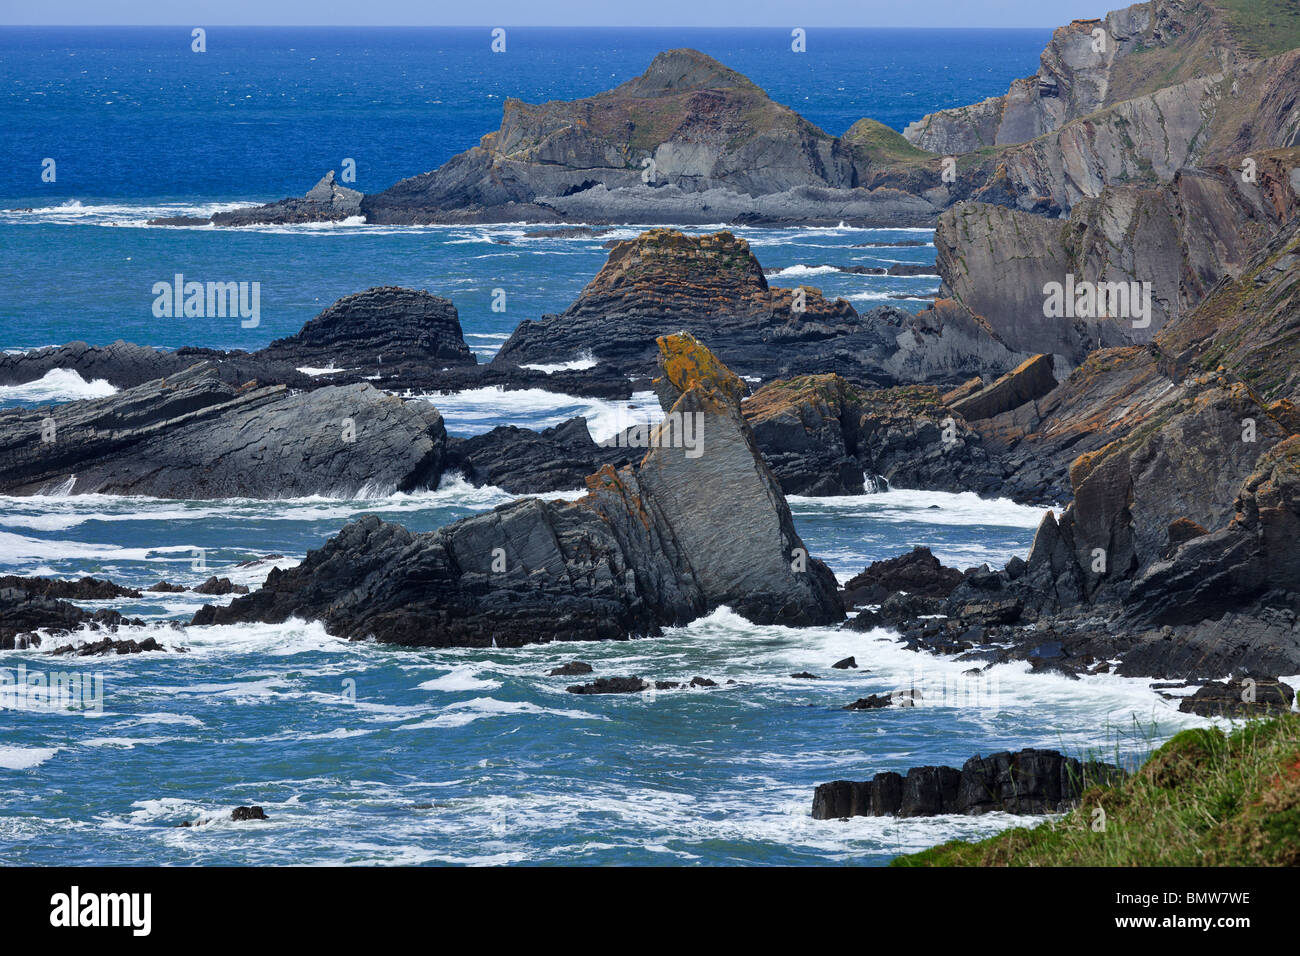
left=0, top=26, right=1211, bottom=866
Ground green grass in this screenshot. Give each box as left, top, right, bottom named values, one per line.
left=1217, top=0, right=1300, bottom=57
left=842, top=118, right=933, bottom=165
left=892, top=714, right=1300, bottom=866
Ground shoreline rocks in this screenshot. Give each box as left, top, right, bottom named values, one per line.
left=812, top=748, right=1127, bottom=819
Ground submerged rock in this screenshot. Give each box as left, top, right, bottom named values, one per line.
left=566, top=676, right=649, bottom=695
left=548, top=661, right=594, bottom=676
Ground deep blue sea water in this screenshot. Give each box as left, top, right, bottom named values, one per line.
left=0, top=26, right=1212, bottom=866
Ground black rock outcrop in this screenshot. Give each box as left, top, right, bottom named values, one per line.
left=812, top=748, right=1126, bottom=819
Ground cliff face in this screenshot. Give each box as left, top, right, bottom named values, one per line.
left=934, top=153, right=1300, bottom=368
left=903, top=2, right=1238, bottom=153
left=898, top=0, right=1300, bottom=218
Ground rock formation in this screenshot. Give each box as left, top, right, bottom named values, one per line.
left=0, top=286, right=630, bottom=400
left=494, top=228, right=1029, bottom=387
left=934, top=160, right=1300, bottom=368
left=850, top=218, right=1300, bottom=680
left=743, top=375, right=1004, bottom=496
left=149, top=170, right=362, bottom=227
left=903, top=1, right=1300, bottom=216
left=812, top=748, right=1127, bottom=819
left=0, top=363, right=448, bottom=498
left=193, top=333, right=844, bottom=645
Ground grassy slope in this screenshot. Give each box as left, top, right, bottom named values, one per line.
left=892, top=714, right=1300, bottom=866
left=1218, top=0, right=1300, bottom=56
left=842, top=118, right=934, bottom=165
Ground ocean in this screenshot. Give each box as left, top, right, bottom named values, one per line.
left=0, top=26, right=1209, bottom=866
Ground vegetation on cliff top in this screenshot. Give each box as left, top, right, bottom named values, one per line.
left=893, top=714, right=1300, bottom=866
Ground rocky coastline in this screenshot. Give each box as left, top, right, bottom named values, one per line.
left=6, top=0, right=1300, bottom=859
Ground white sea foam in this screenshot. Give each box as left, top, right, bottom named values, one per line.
left=0, top=746, right=59, bottom=770
left=520, top=351, right=598, bottom=373
left=769, top=264, right=843, bottom=277
left=399, top=696, right=601, bottom=730
left=418, top=386, right=661, bottom=441
left=0, top=368, right=117, bottom=403
left=418, top=666, right=503, bottom=693
left=788, top=487, right=1051, bottom=529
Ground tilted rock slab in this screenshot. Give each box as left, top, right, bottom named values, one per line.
left=0, top=363, right=447, bottom=498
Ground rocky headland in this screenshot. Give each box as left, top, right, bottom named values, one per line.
left=150, top=1, right=1300, bottom=233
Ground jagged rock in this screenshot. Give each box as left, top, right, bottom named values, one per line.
left=547, top=661, right=593, bottom=676
left=192, top=577, right=250, bottom=596
left=258, top=286, right=474, bottom=374
left=0, top=584, right=147, bottom=651
left=790, top=671, right=819, bottom=680
left=742, top=375, right=867, bottom=495
left=230, top=806, right=268, bottom=822
left=495, top=229, right=864, bottom=379
left=832, top=656, right=857, bottom=669
left=566, top=677, right=649, bottom=695
left=157, top=171, right=362, bottom=227
left=358, top=49, right=928, bottom=227
left=744, top=375, right=1005, bottom=496
left=0, top=363, right=448, bottom=498
left=0, top=575, right=140, bottom=600
left=192, top=333, right=843, bottom=646
left=812, top=748, right=1126, bottom=819
left=49, top=636, right=164, bottom=656
left=842, top=547, right=966, bottom=607
left=147, top=581, right=187, bottom=593
left=0, top=287, right=629, bottom=401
